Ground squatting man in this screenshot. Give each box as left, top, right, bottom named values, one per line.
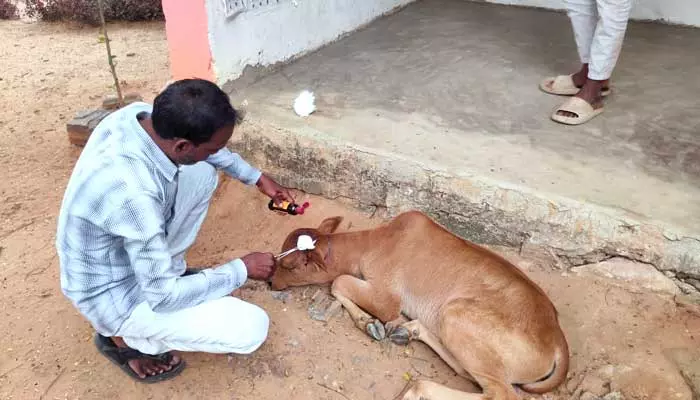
left=56, top=78, right=295, bottom=381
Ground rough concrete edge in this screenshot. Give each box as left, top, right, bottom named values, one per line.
left=228, top=118, right=700, bottom=282
left=221, top=1, right=416, bottom=91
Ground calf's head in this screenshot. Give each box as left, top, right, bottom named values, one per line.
left=270, top=216, right=343, bottom=290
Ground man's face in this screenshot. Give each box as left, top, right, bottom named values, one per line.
left=172, top=125, right=234, bottom=165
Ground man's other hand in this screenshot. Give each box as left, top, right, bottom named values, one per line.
left=256, top=174, right=295, bottom=205
left=241, top=252, right=276, bottom=281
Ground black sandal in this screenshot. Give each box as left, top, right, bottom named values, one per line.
left=181, top=268, right=201, bottom=276
left=94, top=333, right=186, bottom=383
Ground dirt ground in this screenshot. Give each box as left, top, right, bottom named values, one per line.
left=0, top=18, right=698, bottom=400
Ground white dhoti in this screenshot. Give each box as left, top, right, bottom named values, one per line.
left=565, top=0, right=634, bottom=80
left=116, top=162, right=269, bottom=355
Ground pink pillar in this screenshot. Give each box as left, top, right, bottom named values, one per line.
left=162, top=0, right=215, bottom=82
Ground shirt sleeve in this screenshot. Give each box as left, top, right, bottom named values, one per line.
left=105, top=194, right=248, bottom=313
left=206, top=148, right=262, bottom=185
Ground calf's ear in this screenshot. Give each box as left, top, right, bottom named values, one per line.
left=318, top=216, right=343, bottom=234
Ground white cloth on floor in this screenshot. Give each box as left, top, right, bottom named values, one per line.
left=565, top=0, right=633, bottom=80
left=116, top=161, right=269, bottom=355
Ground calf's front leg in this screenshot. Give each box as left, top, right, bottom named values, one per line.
left=389, top=320, right=470, bottom=380
left=331, top=275, right=401, bottom=341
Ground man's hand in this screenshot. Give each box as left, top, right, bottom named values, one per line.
left=241, top=252, right=276, bottom=281
left=256, top=174, right=295, bottom=205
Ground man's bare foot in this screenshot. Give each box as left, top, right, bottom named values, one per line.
left=570, top=65, right=588, bottom=88
left=540, top=64, right=610, bottom=98
left=556, top=79, right=606, bottom=118
left=571, top=64, right=610, bottom=91
left=111, top=336, right=181, bottom=379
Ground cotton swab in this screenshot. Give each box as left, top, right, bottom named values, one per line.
left=275, top=234, right=316, bottom=260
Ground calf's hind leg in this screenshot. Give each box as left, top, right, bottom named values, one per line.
left=395, top=335, right=520, bottom=400
left=396, top=380, right=488, bottom=400
left=331, top=274, right=401, bottom=341
left=436, top=299, right=521, bottom=400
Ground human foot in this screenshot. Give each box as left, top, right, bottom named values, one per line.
left=94, top=334, right=186, bottom=382
left=540, top=64, right=610, bottom=96
left=112, top=336, right=181, bottom=378
left=555, top=79, right=605, bottom=119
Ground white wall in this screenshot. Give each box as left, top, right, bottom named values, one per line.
left=206, top=0, right=415, bottom=84
left=483, top=0, right=700, bottom=27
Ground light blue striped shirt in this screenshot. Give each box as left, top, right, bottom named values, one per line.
left=56, top=102, right=261, bottom=336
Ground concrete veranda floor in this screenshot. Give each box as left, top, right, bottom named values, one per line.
left=228, top=0, right=700, bottom=236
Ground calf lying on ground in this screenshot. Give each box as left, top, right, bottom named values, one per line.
left=270, top=211, right=569, bottom=400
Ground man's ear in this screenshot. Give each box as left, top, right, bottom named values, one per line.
left=173, top=138, right=195, bottom=154
left=317, top=216, right=343, bottom=234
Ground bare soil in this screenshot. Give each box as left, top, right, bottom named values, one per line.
left=0, top=18, right=697, bottom=400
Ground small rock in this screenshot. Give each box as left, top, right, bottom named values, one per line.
left=572, top=258, right=680, bottom=295
left=308, top=291, right=343, bottom=322
left=126, top=52, right=136, bottom=57
left=331, top=380, right=344, bottom=391
left=675, top=294, right=700, bottom=315
left=311, top=289, right=324, bottom=302
left=663, top=348, right=700, bottom=397
left=579, top=374, right=608, bottom=396
left=580, top=392, right=602, bottom=400
left=686, top=278, right=700, bottom=292
left=603, top=392, right=624, bottom=400
left=664, top=271, right=676, bottom=278
left=270, top=291, right=291, bottom=303
left=567, top=373, right=585, bottom=393
left=674, top=279, right=699, bottom=295
left=595, top=364, right=615, bottom=381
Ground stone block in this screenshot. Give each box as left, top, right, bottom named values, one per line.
left=102, top=95, right=120, bottom=110
left=307, top=289, right=342, bottom=322
left=270, top=290, right=292, bottom=303
left=102, top=92, right=143, bottom=110
left=124, top=92, right=143, bottom=105
left=66, top=109, right=111, bottom=147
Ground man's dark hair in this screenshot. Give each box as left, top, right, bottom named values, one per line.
left=151, top=79, right=242, bottom=145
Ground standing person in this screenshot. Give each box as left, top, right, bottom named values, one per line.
left=540, top=0, right=633, bottom=125
left=56, top=78, right=295, bottom=382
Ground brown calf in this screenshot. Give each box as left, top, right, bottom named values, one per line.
left=270, top=211, right=569, bottom=400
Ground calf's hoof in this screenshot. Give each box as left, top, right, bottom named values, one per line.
left=389, top=326, right=410, bottom=346
left=366, top=319, right=386, bottom=341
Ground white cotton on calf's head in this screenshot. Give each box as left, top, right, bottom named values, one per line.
left=274, top=234, right=316, bottom=261
left=293, top=90, right=316, bottom=117
left=297, top=234, right=316, bottom=251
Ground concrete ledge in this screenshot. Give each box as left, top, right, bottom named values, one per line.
left=229, top=119, right=700, bottom=280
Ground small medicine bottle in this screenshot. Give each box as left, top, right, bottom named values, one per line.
left=268, top=200, right=309, bottom=215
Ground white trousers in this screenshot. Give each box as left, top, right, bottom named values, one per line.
left=116, top=162, right=269, bottom=355
left=565, top=0, right=633, bottom=80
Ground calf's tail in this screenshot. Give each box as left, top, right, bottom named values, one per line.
left=519, top=333, right=570, bottom=394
